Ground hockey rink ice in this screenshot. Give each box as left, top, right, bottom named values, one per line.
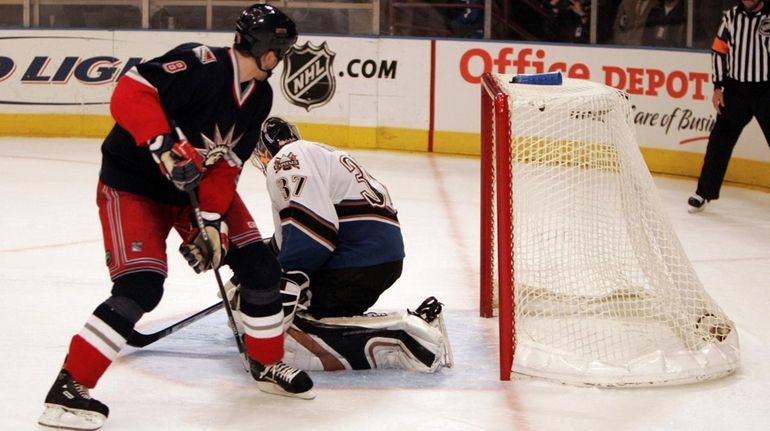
left=1, top=137, right=769, bottom=430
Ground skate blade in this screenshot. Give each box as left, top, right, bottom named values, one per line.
left=38, top=404, right=106, bottom=430
left=256, top=382, right=316, bottom=400
left=437, top=313, right=454, bottom=368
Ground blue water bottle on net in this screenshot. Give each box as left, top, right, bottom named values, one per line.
left=510, top=72, right=563, bottom=85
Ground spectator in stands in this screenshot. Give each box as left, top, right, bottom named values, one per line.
left=544, top=0, right=591, bottom=43
left=642, top=0, right=686, bottom=47
left=613, top=0, right=655, bottom=45
left=596, top=0, right=622, bottom=44
left=693, top=0, right=729, bottom=48
left=501, top=1, right=552, bottom=40
left=449, top=0, right=484, bottom=38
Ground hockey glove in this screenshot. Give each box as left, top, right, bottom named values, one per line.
left=148, top=134, right=204, bottom=192
left=180, top=211, right=229, bottom=273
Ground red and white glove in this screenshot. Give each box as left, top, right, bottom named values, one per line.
left=148, top=134, right=203, bottom=192
left=180, top=212, right=229, bottom=273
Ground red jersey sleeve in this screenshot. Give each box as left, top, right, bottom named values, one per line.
left=110, top=68, right=171, bottom=145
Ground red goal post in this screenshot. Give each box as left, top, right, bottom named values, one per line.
left=480, top=73, right=514, bottom=380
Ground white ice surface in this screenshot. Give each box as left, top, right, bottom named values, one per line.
left=1, top=137, right=769, bottom=430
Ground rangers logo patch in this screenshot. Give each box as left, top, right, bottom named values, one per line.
left=280, top=42, right=336, bottom=111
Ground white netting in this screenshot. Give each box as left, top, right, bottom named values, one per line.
left=486, top=74, right=739, bottom=386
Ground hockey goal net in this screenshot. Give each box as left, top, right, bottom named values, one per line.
left=479, top=72, right=740, bottom=386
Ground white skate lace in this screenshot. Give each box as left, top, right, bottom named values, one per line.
left=266, top=361, right=301, bottom=382
left=72, top=382, right=92, bottom=400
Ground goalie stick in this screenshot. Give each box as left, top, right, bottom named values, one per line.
left=127, top=301, right=225, bottom=348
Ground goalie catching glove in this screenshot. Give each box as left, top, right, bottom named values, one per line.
left=180, top=211, right=229, bottom=273
left=148, top=133, right=203, bottom=192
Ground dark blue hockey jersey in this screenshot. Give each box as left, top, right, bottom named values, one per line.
left=101, top=43, right=273, bottom=213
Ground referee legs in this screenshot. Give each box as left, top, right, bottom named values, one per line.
left=696, top=82, right=754, bottom=200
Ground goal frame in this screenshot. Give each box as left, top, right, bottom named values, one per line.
left=479, top=72, right=514, bottom=381
left=478, top=72, right=738, bottom=385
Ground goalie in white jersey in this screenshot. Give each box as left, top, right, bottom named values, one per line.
left=230, top=117, right=453, bottom=372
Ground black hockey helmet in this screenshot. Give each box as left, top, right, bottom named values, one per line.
left=254, top=117, right=301, bottom=173
left=235, top=4, right=298, bottom=61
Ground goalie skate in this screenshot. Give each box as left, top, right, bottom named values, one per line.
left=250, top=359, right=316, bottom=400
left=38, top=370, right=109, bottom=431
left=409, top=296, right=454, bottom=368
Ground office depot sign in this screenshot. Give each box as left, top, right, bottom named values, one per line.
left=457, top=46, right=710, bottom=101
left=439, top=40, right=767, bottom=161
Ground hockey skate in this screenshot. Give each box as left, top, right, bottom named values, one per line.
left=408, top=296, right=454, bottom=368
left=687, top=194, right=709, bottom=213
left=250, top=359, right=315, bottom=400
left=38, top=369, right=109, bottom=431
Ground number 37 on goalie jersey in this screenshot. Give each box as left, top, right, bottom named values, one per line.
left=265, top=139, right=403, bottom=272
left=269, top=143, right=395, bottom=212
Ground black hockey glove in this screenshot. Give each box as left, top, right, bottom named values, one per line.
left=180, top=212, right=229, bottom=273
left=148, top=134, right=203, bottom=192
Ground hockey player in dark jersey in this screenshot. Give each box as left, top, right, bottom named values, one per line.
left=223, top=117, right=453, bottom=373
left=39, top=5, right=311, bottom=431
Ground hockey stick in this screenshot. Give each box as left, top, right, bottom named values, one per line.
left=188, top=189, right=251, bottom=373
left=127, top=301, right=225, bottom=348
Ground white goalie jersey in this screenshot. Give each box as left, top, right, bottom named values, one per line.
left=264, top=139, right=405, bottom=273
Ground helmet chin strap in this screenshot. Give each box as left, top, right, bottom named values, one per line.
left=255, top=53, right=274, bottom=79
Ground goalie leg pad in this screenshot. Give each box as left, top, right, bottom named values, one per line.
left=386, top=314, right=448, bottom=372
left=284, top=308, right=451, bottom=372
left=314, top=297, right=452, bottom=371
left=408, top=296, right=454, bottom=368
left=280, top=271, right=310, bottom=330
left=284, top=327, right=350, bottom=371
left=219, top=277, right=245, bottom=334
left=310, top=311, right=403, bottom=329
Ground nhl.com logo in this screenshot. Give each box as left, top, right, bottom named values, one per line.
left=280, top=41, right=336, bottom=111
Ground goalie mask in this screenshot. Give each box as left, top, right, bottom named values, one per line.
left=254, top=117, right=301, bottom=173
